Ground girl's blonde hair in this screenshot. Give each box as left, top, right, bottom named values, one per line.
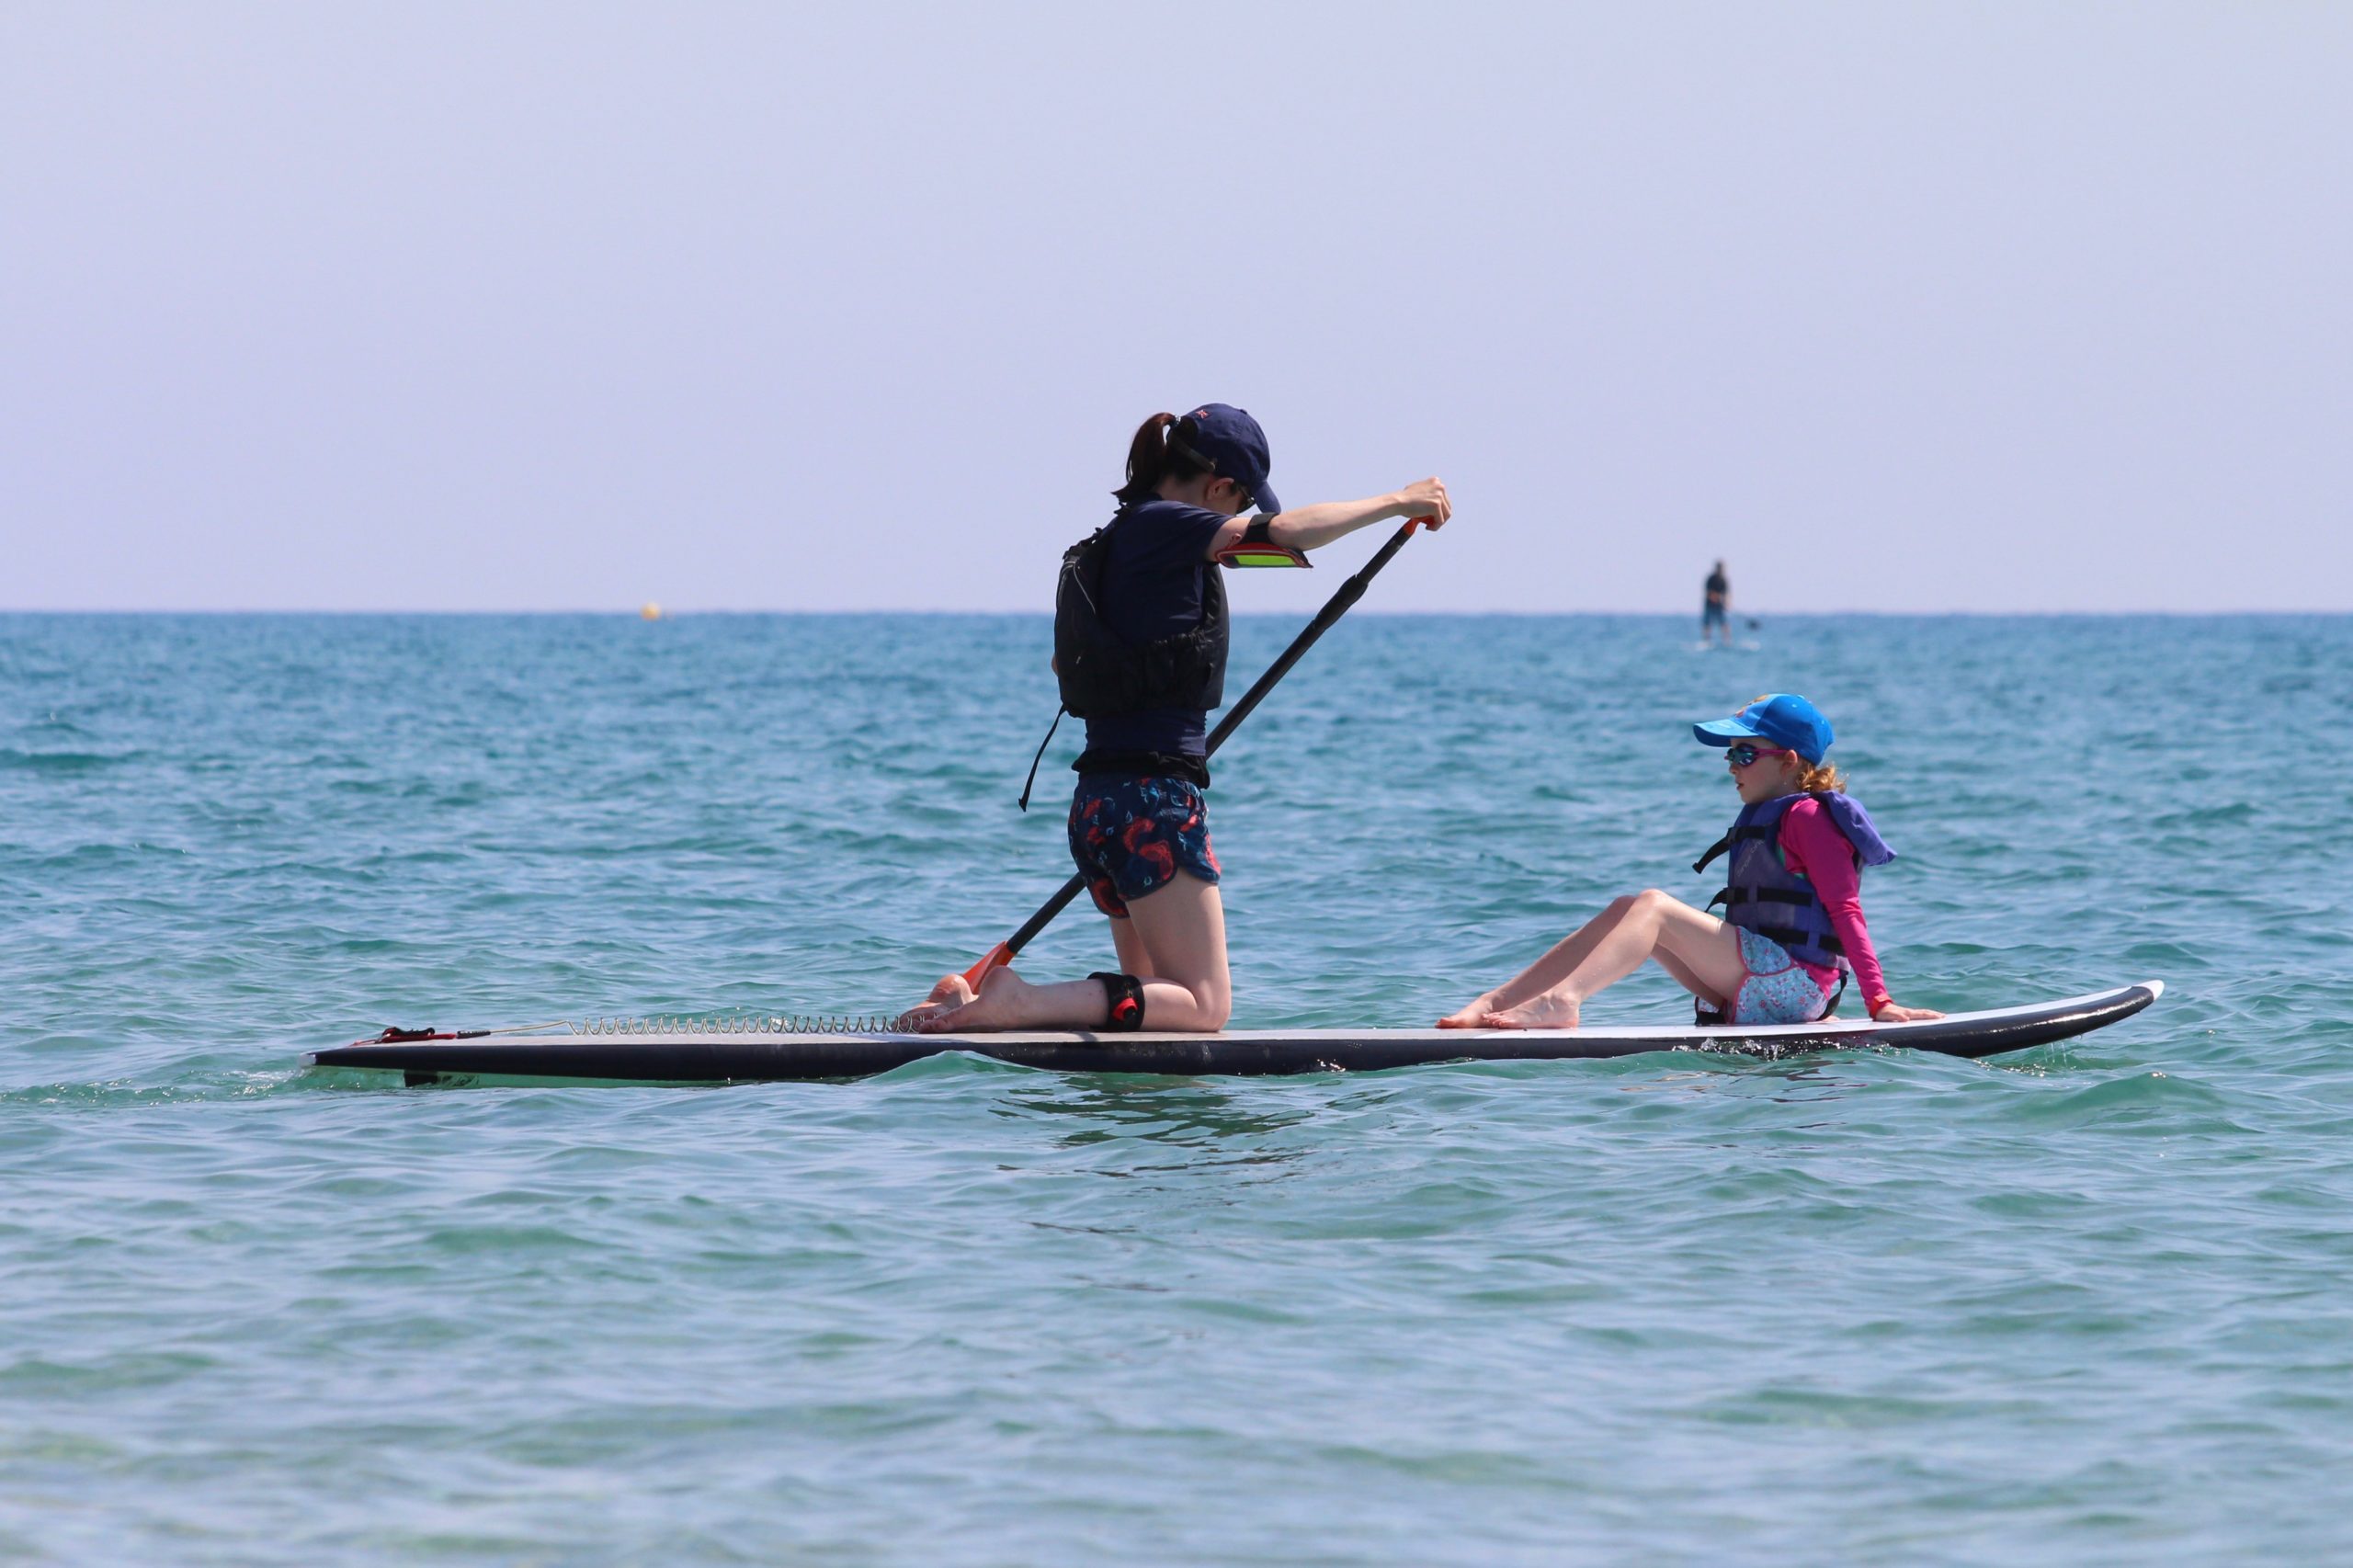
left=1793, top=757, right=1847, bottom=793
left=1738, top=695, right=1846, bottom=793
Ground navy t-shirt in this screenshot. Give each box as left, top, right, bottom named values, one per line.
left=1081, top=497, right=1231, bottom=760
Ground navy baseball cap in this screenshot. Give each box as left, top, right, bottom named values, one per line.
left=1173, top=403, right=1281, bottom=515
left=1694, top=694, right=1836, bottom=763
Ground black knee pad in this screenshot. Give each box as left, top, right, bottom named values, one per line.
left=1088, top=971, right=1145, bottom=1032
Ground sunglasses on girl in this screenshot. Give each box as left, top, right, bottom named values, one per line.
left=1723, top=744, right=1794, bottom=768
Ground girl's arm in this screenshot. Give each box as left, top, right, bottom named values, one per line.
left=1205, top=478, right=1451, bottom=559
left=1781, top=802, right=1927, bottom=1020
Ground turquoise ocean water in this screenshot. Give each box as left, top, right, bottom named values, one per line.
left=4, top=608, right=2349, bottom=1563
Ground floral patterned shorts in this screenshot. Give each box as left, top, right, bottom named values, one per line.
left=1068, top=775, right=1221, bottom=918
left=1730, top=926, right=1838, bottom=1025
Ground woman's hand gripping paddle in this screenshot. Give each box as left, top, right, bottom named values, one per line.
left=940, top=516, right=1439, bottom=1001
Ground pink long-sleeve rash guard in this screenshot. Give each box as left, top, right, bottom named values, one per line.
left=1776, top=797, right=1891, bottom=1013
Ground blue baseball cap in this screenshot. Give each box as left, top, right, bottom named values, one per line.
left=1694, top=694, right=1835, bottom=763
left=1173, top=403, right=1281, bottom=515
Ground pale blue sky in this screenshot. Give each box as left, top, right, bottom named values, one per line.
left=5, top=3, right=2347, bottom=613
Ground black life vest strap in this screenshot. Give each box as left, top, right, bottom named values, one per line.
left=1693, top=823, right=1776, bottom=875
left=1017, top=705, right=1066, bottom=812
left=1818, top=967, right=1848, bottom=1019
left=1707, top=892, right=1847, bottom=958
left=1752, top=922, right=1845, bottom=957
left=1722, top=886, right=1816, bottom=907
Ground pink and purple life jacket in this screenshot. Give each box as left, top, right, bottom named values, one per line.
left=1693, top=791, right=1895, bottom=973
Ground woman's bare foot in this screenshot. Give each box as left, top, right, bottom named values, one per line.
left=1438, top=993, right=1501, bottom=1028
left=915, top=965, right=1030, bottom=1034
left=896, top=972, right=975, bottom=1030
left=1483, top=992, right=1582, bottom=1030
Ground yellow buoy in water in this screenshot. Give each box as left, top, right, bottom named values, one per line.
left=641, top=602, right=664, bottom=621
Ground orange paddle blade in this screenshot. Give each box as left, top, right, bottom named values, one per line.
left=958, top=940, right=1015, bottom=991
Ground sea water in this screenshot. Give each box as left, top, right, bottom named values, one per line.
left=3, top=610, right=2348, bottom=1564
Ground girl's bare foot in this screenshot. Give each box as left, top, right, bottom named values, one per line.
left=1483, top=993, right=1582, bottom=1030
left=1438, top=994, right=1500, bottom=1028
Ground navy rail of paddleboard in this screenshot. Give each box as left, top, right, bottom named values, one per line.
left=301, top=982, right=2163, bottom=1085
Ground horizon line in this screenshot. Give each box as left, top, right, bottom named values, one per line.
left=4, top=606, right=2349, bottom=619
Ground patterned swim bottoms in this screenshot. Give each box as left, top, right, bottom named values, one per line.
left=1729, top=926, right=1837, bottom=1025
left=1068, top=775, right=1222, bottom=918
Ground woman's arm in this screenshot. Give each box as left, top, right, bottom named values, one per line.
left=1206, top=478, right=1451, bottom=559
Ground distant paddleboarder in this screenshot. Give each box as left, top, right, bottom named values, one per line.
left=907, top=404, right=1450, bottom=1035
left=1702, top=560, right=1732, bottom=647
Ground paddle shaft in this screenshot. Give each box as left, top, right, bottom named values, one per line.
left=966, top=517, right=1429, bottom=981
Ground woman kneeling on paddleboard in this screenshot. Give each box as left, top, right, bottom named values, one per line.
left=1440, top=694, right=1941, bottom=1030
left=909, top=403, right=1449, bottom=1034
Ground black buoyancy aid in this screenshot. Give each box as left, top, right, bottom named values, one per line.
left=1692, top=790, right=1895, bottom=972
left=1051, top=512, right=1228, bottom=720
left=1016, top=510, right=1231, bottom=809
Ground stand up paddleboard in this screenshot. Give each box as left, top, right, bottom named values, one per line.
left=303, top=982, right=2162, bottom=1086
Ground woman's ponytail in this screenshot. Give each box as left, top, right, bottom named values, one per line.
left=1113, top=411, right=1212, bottom=505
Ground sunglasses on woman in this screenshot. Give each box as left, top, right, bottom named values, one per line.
left=1723, top=744, right=1794, bottom=768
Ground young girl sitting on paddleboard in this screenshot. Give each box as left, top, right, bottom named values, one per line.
left=1440, top=693, right=1941, bottom=1030
left=908, top=403, right=1449, bottom=1036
